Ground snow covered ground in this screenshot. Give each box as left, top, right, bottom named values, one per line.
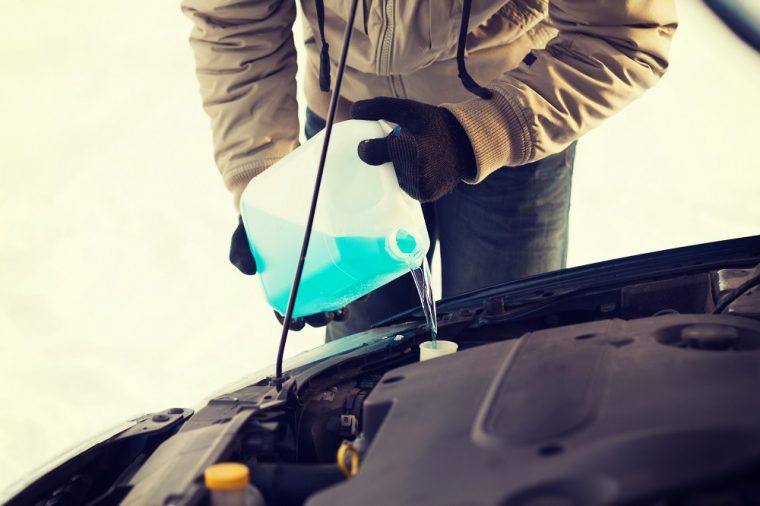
left=1, top=0, right=759, bottom=495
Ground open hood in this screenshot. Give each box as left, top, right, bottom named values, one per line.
left=6, top=236, right=760, bottom=506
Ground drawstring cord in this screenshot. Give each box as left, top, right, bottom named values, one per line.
left=456, top=0, right=492, bottom=99
left=316, top=0, right=331, bottom=92
left=315, top=0, right=492, bottom=100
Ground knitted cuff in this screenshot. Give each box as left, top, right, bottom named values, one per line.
left=442, top=85, right=534, bottom=183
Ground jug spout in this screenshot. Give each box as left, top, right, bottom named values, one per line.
left=385, top=228, right=422, bottom=263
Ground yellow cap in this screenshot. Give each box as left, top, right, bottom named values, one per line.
left=204, top=463, right=249, bottom=491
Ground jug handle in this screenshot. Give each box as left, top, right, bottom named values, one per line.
left=378, top=120, right=395, bottom=136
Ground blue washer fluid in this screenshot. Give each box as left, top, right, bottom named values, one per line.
left=239, top=120, right=430, bottom=318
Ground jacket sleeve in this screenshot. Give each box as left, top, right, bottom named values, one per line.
left=181, top=0, right=299, bottom=207
left=444, top=0, right=678, bottom=182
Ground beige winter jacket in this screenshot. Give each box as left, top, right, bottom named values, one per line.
left=181, top=0, right=677, bottom=207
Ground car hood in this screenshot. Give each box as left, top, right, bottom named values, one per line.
left=7, top=235, right=760, bottom=506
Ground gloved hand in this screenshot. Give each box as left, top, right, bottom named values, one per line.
left=229, top=216, right=258, bottom=275
left=229, top=217, right=349, bottom=330
left=351, top=97, right=478, bottom=202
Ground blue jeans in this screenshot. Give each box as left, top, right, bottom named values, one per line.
left=304, top=109, right=575, bottom=341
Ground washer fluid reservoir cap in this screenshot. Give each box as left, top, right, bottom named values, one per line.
left=204, top=463, right=249, bottom=491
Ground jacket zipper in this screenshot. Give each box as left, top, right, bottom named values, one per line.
left=389, top=75, right=406, bottom=98
left=379, top=0, right=394, bottom=76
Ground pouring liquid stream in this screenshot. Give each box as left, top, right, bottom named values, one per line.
left=406, top=256, right=438, bottom=349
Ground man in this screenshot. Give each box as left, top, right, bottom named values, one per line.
left=181, top=0, right=677, bottom=339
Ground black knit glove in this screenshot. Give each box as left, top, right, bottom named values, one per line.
left=229, top=217, right=349, bottom=330
left=351, top=97, right=477, bottom=202
left=230, top=217, right=257, bottom=275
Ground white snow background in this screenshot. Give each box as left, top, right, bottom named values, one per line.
left=1, top=0, right=759, bottom=495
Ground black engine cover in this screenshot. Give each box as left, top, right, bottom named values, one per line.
left=308, top=314, right=760, bottom=506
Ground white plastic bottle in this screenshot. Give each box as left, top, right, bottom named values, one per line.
left=240, top=119, right=430, bottom=318
left=204, top=463, right=265, bottom=506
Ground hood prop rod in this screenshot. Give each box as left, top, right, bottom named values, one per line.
left=274, top=0, right=360, bottom=390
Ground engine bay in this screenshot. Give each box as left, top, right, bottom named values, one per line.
left=8, top=239, right=760, bottom=506
left=235, top=266, right=760, bottom=505
left=306, top=314, right=760, bottom=505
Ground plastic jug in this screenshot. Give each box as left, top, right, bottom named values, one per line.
left=239, top=119, right=430, bottom=318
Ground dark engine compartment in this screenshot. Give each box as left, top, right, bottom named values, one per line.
left=280, top=267, right=760, bottom=506
left=307, top=314, right=760, bottom=506
left=9, top=239, right=760, bottom=506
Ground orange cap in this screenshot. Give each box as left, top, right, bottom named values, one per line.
left=204, top=463, right=249, bottom=491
